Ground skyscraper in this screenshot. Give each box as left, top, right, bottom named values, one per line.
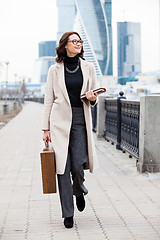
left=103, top=0, right=113, bottom=75
left=117, top=22, right=141, bottom=78
left=159, top=0, right=160, bottom=69
left=39, top=41, right=56, bottom=57
left=32, top=57, right=56, bottom=84
left=32, top=42, right=56, bottom=84
left=56, top=0, right=113, bottom=76
left=57, top=0, right=76, bottom=42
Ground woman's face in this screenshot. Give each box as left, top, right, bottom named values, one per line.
left=65, top=34, right=83, bottom=57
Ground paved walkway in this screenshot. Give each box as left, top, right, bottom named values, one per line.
left=0, top=102, right=160, bottom=240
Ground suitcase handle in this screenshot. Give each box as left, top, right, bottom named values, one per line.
left=43, top=141, right=49, bottom=151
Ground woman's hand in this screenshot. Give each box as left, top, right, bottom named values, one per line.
left=43, top=130, right=51, bottom=143
left=86, top=90, right=97, bottom=102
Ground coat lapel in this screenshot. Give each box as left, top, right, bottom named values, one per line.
left=55, top=63, right=70, bottom=105
left=80, top=58, right=89, bottom=96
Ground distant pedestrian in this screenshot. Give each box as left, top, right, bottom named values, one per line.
left=42, top=31, right=98, bottom=228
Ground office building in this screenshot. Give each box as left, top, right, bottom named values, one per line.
left=103, top=0, right=113, bottom=75
left=159, top=0, right=160, bottom=69
left=39, top=41, right=56, bottom=57
left=117, top=22, right=141, bottom=80
left=56, top=0, right=113, bottom=76
left=32, top=57, right=56, bottom=84
left=32, top=40, right=57, bottom=84
left=57, top=0, right=76, bottom=42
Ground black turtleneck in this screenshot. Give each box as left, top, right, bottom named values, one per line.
left=64, top=55, right=83, bottom=108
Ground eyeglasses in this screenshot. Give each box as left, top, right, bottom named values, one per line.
left=68, top=39, right=83, bottom=45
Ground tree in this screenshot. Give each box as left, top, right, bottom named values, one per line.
left=21, top=78, right=27, bottom=97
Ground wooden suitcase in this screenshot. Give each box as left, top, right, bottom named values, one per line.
left=40, top=142, right=56, bottom=194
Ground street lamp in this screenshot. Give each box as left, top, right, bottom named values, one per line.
left=14, top=73, right=17, bottom=99
left=3, top=61, right=9, bottom=114
left=13, top=73, right=17, bottom=110
left=18, top=77, right=22, bottom=106
left=5, top=61, right=9, bottom=104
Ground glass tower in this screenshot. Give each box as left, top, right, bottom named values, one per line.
left=32, top=57, right=56, bottom=84
left=117, top=22, right=141, bottom=77
left=32, top=41, right=56, bottom=84
left=104, top=0, right=113, bottom=75
left=39, top=41, right=56, bottom=57
left=56, top=0, right=113, bottom=76
left=57, top=0, right=76, bottom=42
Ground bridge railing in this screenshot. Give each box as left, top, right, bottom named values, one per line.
left=120, top=99, right=140, bottom=159
left=95, top=92, right=140, bottom=160
left=24, top=97, right=44, bottom=104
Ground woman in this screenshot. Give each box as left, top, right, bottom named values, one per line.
left=42, top=31, right=99, bottom=229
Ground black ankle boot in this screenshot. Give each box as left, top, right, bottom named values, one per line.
left=64, top=216, right=73, bottom=228
left=76, top=194, right=85, bottom=212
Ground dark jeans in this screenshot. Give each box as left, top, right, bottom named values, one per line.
left=57, top=107, right=88, bottom=218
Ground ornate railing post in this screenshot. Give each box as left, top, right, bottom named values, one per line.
left=116, top=91, right=126, bottom=150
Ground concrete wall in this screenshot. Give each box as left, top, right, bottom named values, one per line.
left=137, top=96, right=160, bottom=172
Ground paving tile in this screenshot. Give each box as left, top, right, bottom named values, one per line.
left=0, top=102, right=160, bottom=240
left=2, top=234, right=25, bottom=240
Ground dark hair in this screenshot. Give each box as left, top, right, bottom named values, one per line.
left=56, top=31, right=85, bottom=63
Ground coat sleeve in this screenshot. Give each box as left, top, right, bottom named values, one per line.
left=42, top=66, right=55, bottom=131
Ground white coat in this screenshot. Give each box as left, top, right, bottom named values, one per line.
left=42, top=58, right=99, bottom=174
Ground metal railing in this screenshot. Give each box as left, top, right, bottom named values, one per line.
left=104, top=93, right=140, bottom=159
left=105, top=98, right=117, bottom=143
left=24, top=97, right=44, bottom=104
left=120, top=99, right=140, bottom=158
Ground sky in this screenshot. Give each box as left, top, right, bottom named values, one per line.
left=0, top=0, right=159, bottom=82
